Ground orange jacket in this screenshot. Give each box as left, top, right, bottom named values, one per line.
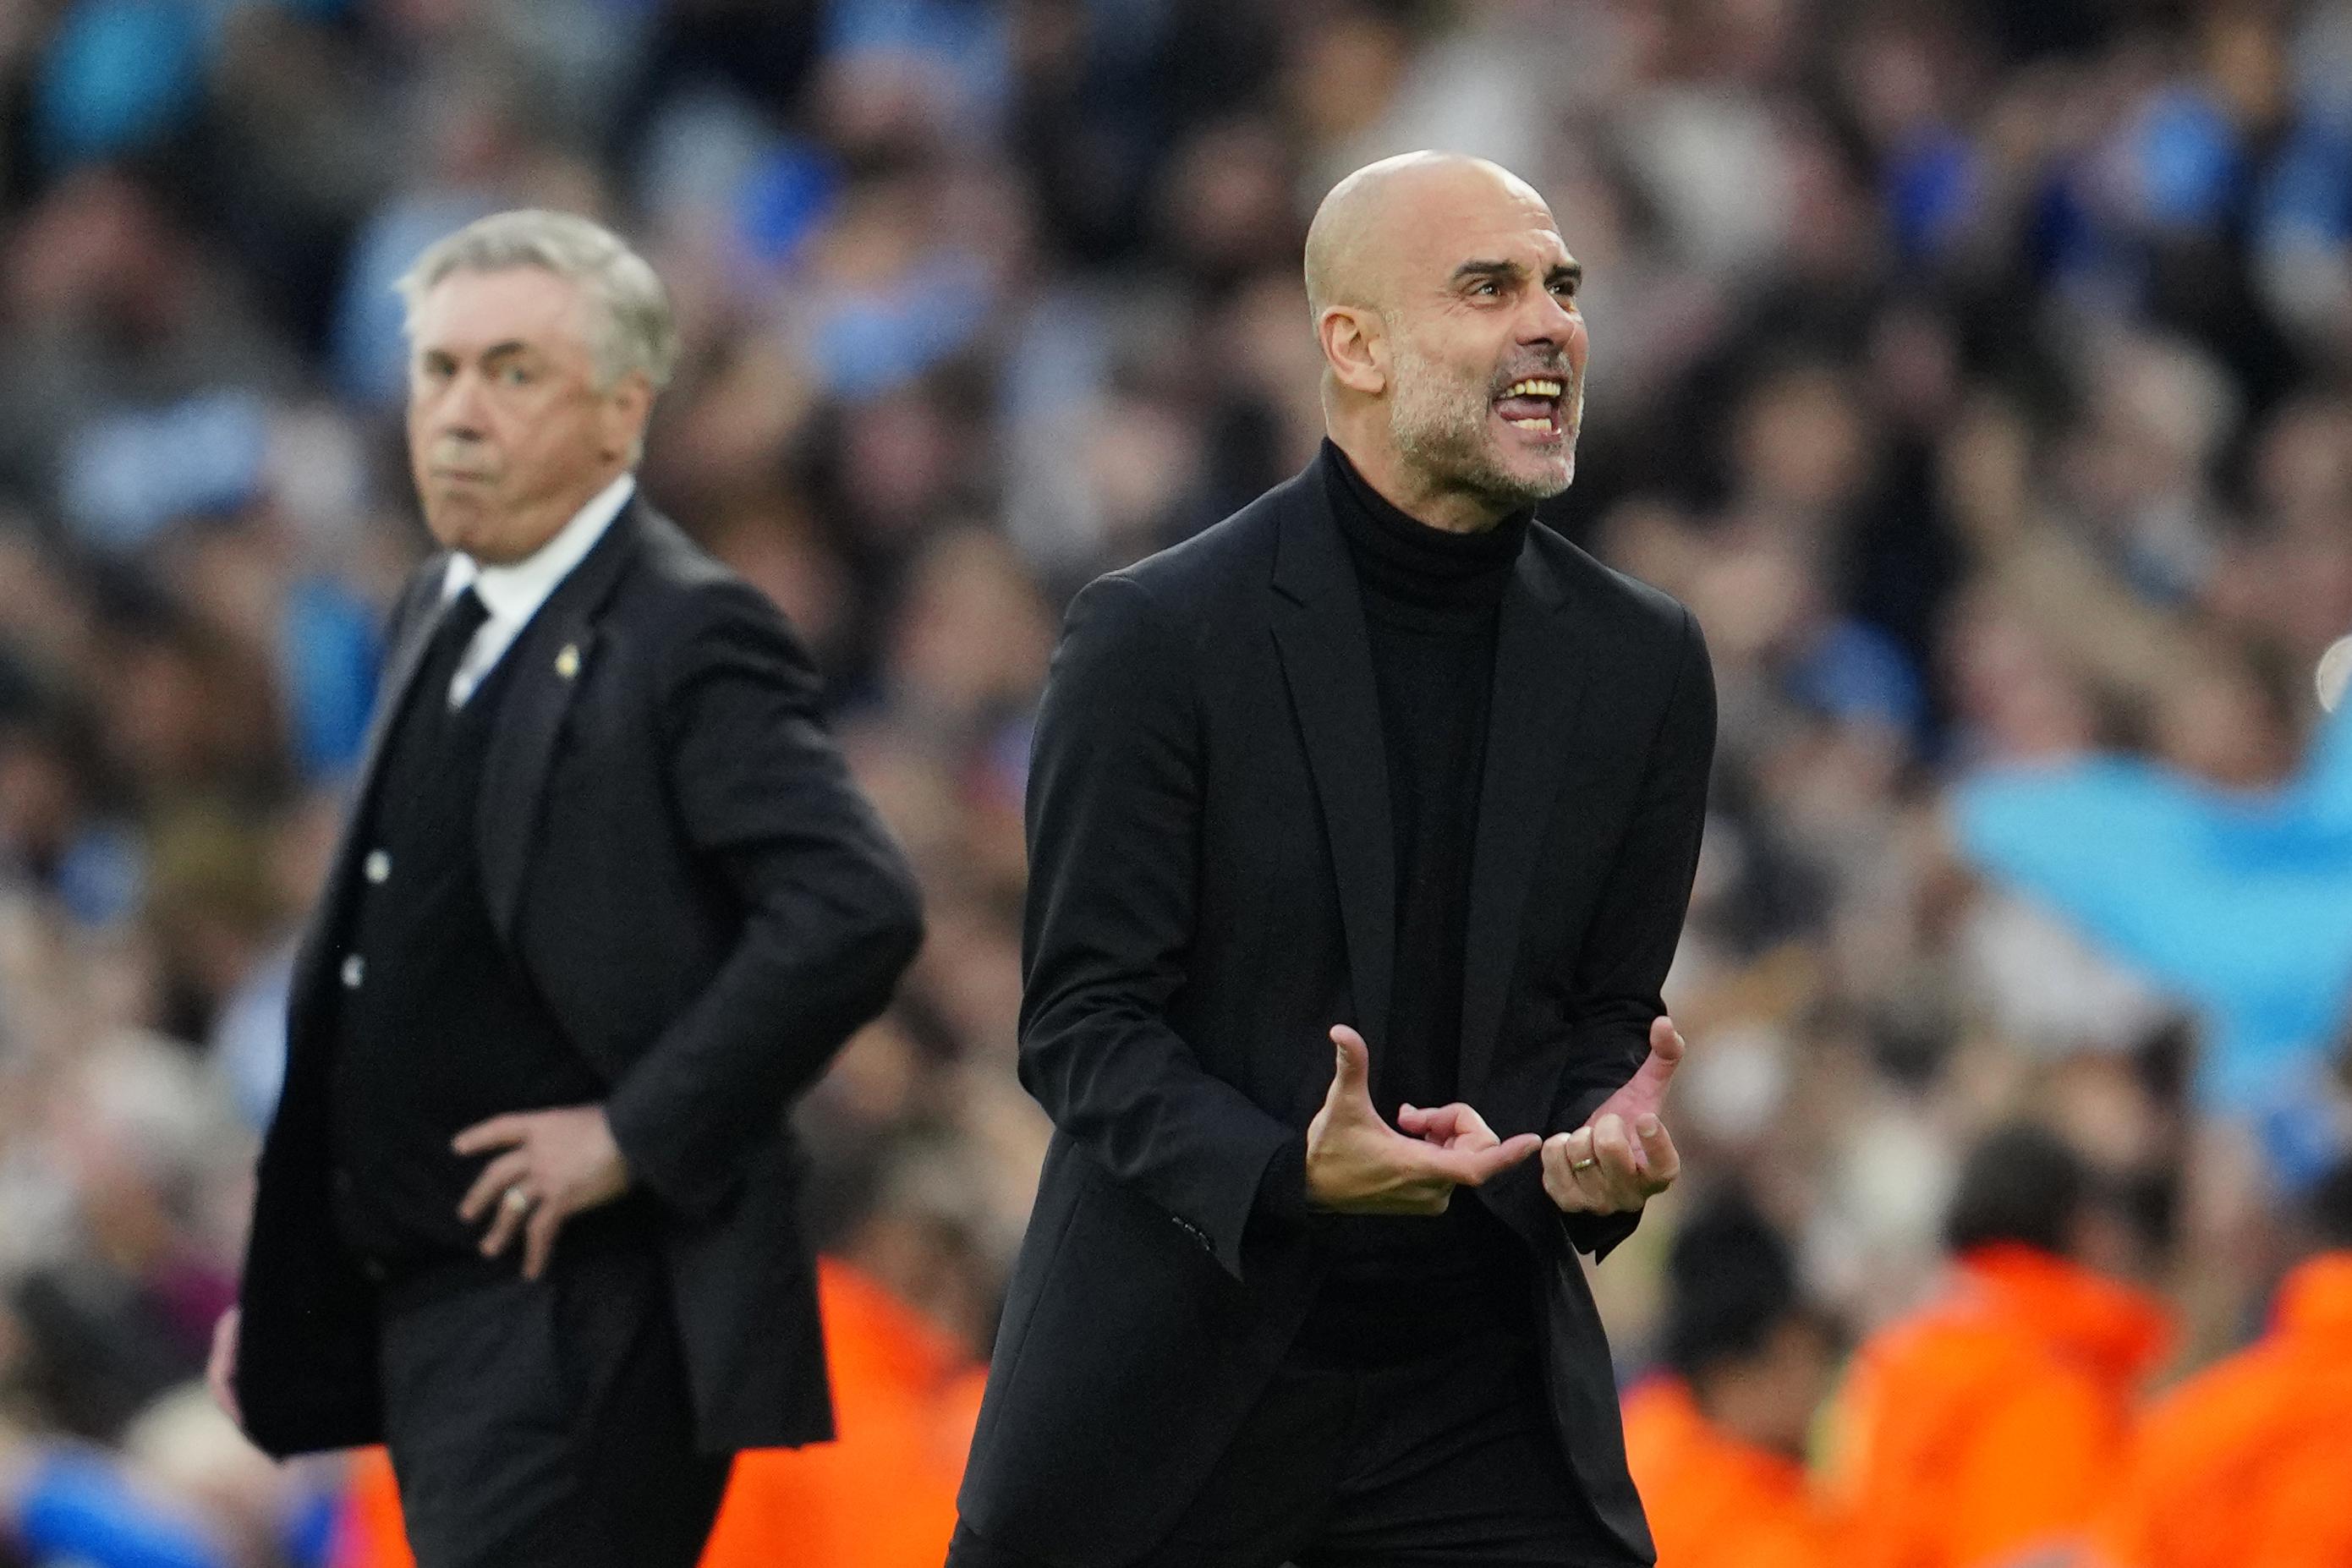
left=698, top=1258, right=980, bottom=1568
left=2092, top=1252, right=2352, bottom=1568
left=328, top=1449, right=408, bottom=1568
left=1821, top=1244, right=2174, bottom=1568
left=326, top=1258, right=983, bottom=1568
left=1620, top=1377, right=1845, bottom=1568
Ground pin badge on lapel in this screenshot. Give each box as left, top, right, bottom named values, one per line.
left=555, top=644, right=581, bottom=680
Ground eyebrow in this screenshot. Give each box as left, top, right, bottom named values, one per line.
left=1450, top=258, right=1585, bottom=290
left=419, top=339, right=536, bottom=364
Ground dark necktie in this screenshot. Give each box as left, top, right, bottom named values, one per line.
left=417, top=585, right=491, bottom=715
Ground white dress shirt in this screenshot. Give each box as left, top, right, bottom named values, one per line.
left=437, top=472, right=635, bottom=707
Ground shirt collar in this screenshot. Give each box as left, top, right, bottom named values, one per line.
left=441, top=472, right=636, bottom=620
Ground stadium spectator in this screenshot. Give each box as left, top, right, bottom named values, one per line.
left=1821, top=1122, right=2175, bottom=1568
left=1620, top=1191, right=1845, bottom=1568
left=2092, top=1155, right=2352, bottom=1568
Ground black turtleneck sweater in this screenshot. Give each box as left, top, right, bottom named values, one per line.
left=1330, top=441, right=1528, bottom=1115
left=1278, top=441, right=1537, bottom=1366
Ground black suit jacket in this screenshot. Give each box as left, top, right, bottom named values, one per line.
left=957, top=451, right=1714, bottom=1565
left=234, top=500, right=924, bottom=1458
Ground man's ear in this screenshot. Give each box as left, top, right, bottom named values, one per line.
left=1319, top=306, right=1387, bottom=398
left=600, top=371, right=655, bottom=464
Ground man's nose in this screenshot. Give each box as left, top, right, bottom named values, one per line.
left=1518, top=288, right=1581, bottom=348
left=433, top=370, right=491, bottom=439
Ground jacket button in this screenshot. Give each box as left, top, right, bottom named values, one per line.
left=341, top=954, right=365, bottom=989
left=364, top=850, right=391, bottom=884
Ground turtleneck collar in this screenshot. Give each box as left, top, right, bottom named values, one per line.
left=1323, top=439, right=1529, bottom=623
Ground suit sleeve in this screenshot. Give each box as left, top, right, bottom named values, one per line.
left=604, top=582, right=924, bottom=1219
left=1017, top=573, right=1298, bottom=1280
left=1549, top=605, right=1715, bottom=1259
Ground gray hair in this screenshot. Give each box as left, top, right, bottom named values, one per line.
left=396, top=209, right=678, bottom=391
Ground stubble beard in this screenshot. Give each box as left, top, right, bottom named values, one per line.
left=1388, top=337, right=1576, bottom=507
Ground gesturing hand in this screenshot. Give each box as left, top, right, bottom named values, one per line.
left=1305, top=1025, right=1540, bottom=1215
left=1543, top=1015, right=1685, bottom=1215
left=454, top=1104, right=631, bottom=1280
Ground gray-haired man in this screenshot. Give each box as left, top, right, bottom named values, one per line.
left=206, top=210, right=924, bottom=1566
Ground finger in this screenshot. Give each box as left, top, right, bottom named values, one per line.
left=1398, top=1102, right=1463, bottom=1142
left=521, top=1202, right=565, bottom=1281
left=1624, top=1016, right=1686, bottom=1104
left=1412, top=1103, right=1503, bottom=1147
left=207, top=1308, right=237, bottom=1379
left=1542, top=1128, right=1596, bottom=1209
left=1327, top=1026, right=1373, bottom=1106
left=1593, top=1113, right=1637, bottom=1182
left=1540, top=1132, right=1573, bottom=1208
left=1439, top=1109, right=1495, bottom=1147
left=458, top=1149, right=534, bottom=1224
left=1635, top=1116, right=1680, bottom=1191
left=1650, top=1014, right=1686, bottom=1062
left=206, top=1310, right=242, bottom=1428
left=478, top=1190, right=531, bottom=1258
left=1446, top=1132, right=1541, bottom=1187
left=452, top=1114, right=531, bottom=1156
left=1436, top=1102, right=1499, bottom=1147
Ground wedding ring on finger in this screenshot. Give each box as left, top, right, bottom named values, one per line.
left=501, top=1185, right=534, bottom=1214
left=1571, top=1156, right=1598, bottom=1172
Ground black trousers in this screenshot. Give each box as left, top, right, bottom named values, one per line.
left=374, top=1240, right=732, bottom=1568
left=947, top=1328, right=1640, bottom=1568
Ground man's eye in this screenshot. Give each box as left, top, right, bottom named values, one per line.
left=500, top=365, right=532, bottom=386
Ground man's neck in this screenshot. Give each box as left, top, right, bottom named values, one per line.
left=1326, top=430, right=1515, bottom=536
left=1691, top=1375, right=1804, bottom=1462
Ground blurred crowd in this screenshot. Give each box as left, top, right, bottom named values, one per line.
left=0, top=0, right=2349, bottom=1565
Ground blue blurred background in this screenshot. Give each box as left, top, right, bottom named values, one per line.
left=0, top=2, right=2348, bottom=1564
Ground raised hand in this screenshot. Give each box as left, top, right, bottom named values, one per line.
left=1543, top=1014, right=1685, bottom=1215
left=1305, top=1025, right=1540, bottom=1215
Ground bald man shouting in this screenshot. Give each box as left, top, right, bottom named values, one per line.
left=951, top=153, right=1714, bottom=1568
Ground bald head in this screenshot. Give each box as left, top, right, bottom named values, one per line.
left=1302, top=151, right=1589, bottom=533
left=1303, top=152, right=1558, bottom=318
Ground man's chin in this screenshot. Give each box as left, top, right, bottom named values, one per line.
left=420, top=497, right=492, bottom=553
left=1478, top=446, right=1575, bottom=504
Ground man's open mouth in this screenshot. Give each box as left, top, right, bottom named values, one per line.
left=1494, top=377, right=1565, bottom=434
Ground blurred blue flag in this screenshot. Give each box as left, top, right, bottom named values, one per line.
left=1955, top=700, right=2352, bottom=1137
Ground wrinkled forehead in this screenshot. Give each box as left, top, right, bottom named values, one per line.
left=1368, top=172, right=1568, bottom=301
left=409, top=266, right=594, bottom=358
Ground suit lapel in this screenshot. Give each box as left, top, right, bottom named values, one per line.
left=475, top=503, right=641, bottom=942
left=350, top=567, right=458, bottom=813
left=289, top=564, right=454, bottom=1025
left=1269, top=461, right=1396, bottom=1050
left=1459, top=535, right=1593, bottom=1098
